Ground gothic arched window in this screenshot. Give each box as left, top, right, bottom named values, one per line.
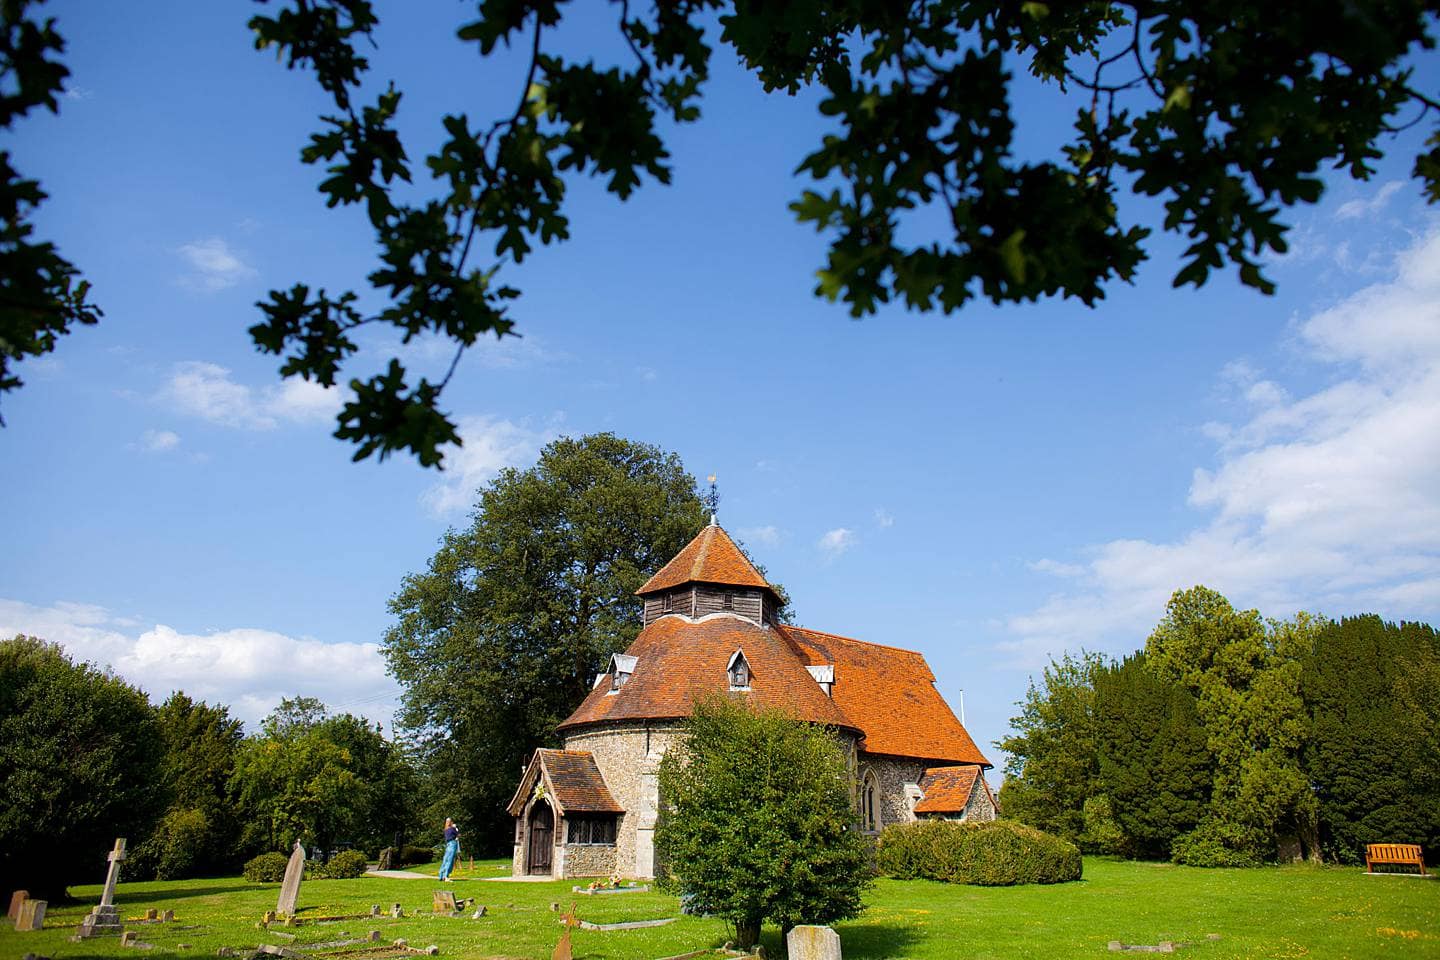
left=862, top=770, right=880, bottom=833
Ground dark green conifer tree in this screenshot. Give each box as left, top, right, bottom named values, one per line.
left=1094, top=654, right=1209, bottom=859
left=1303, top=616, right=1440, bottom=862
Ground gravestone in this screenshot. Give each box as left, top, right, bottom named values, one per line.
left=786, top=925, right=842, bottom=960
left=77, top=839, right=128, bottom=937
left=432, top=891, right=458, bottom=914
left=275, top=841, right=306, bottom=916
left=9, top=889, right=30, bottom=921
left=16, top=899, right=47, bottom=931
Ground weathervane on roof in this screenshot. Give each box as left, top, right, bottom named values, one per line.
left=703, top=473, right=720, bottom=526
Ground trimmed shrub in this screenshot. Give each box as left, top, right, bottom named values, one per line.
left=1170, top=820, right=1265, bottom=868
left=322, top=850, right=368, bottom=879
left=876, top=819, right=1082, bottom=885
left=243, top=852, right=290, bottom=883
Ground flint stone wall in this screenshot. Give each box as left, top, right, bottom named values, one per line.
left=859, top=755, right=927, bottom=830
left=561, top=722, right=688, bottom=879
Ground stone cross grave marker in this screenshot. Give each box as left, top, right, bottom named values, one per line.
left=8, top=889, right=30, bottom=921
left=77, top=839, right=127, bottom=937
left=787, top=925, right=843, bottom=960
left=15, top=899, right=47, bottom=932
left=276, top=841, right=306, bottom=916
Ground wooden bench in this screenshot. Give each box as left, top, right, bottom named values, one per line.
left=1365, top=843, right=1428, bottom=876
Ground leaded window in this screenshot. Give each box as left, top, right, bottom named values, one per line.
left=567, top=815, right=617, bottom=845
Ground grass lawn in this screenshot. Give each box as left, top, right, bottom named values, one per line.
left=2, top=857, right=1435, bottom=959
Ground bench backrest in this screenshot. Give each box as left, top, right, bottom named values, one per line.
left=1368, top=843, right=1423, bottom=859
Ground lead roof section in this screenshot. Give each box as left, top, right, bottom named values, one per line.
left=635, top=525, right=773, bottom=595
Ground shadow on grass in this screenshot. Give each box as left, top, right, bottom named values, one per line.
left=754, top=922, right=926, bottom=958
left=108, top=883, right=268, bottom=902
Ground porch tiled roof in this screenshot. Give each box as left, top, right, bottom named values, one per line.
left=506, top=749, right=622, bottom=815
left=914, top=764, right=985, bottom=814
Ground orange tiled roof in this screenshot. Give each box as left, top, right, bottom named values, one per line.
left=506, top=749, right=622, bottom=816
left=557, top=615, right=855, bottom=733
left=780, top=625, right=991, bottom=767
left=636, top=525, right=772, bottom=595
left=914, top=764, right=987, bottom=814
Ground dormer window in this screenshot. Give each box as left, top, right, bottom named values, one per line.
left=727, top=649, right=751, bottom=691
left=805, top=664, right=835, bottom=697
left=608, top=654, right=637, bottom=694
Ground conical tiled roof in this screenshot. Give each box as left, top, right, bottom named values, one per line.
left=635, top=524, right=772, bottom=595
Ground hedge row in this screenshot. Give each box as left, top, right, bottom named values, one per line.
left=876, top=819, right=1082, bottom=885
left=242, top=849, right=369, bottom=882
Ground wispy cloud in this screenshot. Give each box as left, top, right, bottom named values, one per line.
left=874, top=508, right=895, bottom=529
left=176, top=237, right=256, bottom=292
left=162, top=362, right=341, bottom=430
left=420, top=414, right=554, bottom=517
left=1004, top=227, right=1440, bottom=667
left=1334, top=180, right=1405, bottom=221
left=738, top=525, right=783, bottom=548
left=0, top=599, right=399, bottom=729
left=137, top=429, right=181, bottom=453
left=818, top=527, right=857, bottom=557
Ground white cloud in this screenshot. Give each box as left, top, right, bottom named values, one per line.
left=177, top=237, right=257, bottom=291
left=1004, top=227, right=1440, bottom=666
left=1334, top=180, right=1405, bottom=221
left=420, top=415, right=552, bottom=517
left=818, top=527, right=856, bottom=557
left=874, top=508, right=895, bottom=529
left=738, top=525, right=783, bottom=548
left=138, top=429, right=181, bottom=453
left=0, top=599, right=399, bottom=730
left=163, top=361, right=341, bottom=430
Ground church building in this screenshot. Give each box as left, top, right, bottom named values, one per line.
left=506, top=522, right=997, bottom=879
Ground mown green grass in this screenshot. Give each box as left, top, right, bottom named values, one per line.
left=2, top=857, right=1434, bottom=959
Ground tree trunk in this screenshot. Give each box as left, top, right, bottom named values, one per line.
left=735, top=919, right=761, bottom=950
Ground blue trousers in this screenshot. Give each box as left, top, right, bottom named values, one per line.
left=439, top=839, right=459, bottom=879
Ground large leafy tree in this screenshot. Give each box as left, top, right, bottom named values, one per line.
left=0, top=636, right=164, bottom=899
left=383, top=433, right=707, bottom=850
left=655, top=696, right=871, bottom=950
left=1146, top=588, right=1317, bottom=862
left=231, top=697, right=415, bottom=857
left=131, top=693, right=246, bottom=879
left=5, top=2, right=1440, bottom=462
left=996, top=651, right=1106, bottom=843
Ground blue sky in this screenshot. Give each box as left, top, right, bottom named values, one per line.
left=4, top=2, right=1439, bottom=769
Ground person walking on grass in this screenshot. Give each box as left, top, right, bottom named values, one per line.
left=438, top=818, right=460, bottom=882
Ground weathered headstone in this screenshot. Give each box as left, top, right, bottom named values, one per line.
left=77, top=839, right=127, bottom=937
left=390, top=904, right=404, bottom=918
left=432, top=890, right=458, bottom=914
left=9, top=889, right=30, bottom=921
left=786, top=925, right=842, bottom=960
left=275, top=841, right=306, bottom=916
left=162, top=910, right=175, bottom=923
left=16, top=899, right=47, bottom=931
